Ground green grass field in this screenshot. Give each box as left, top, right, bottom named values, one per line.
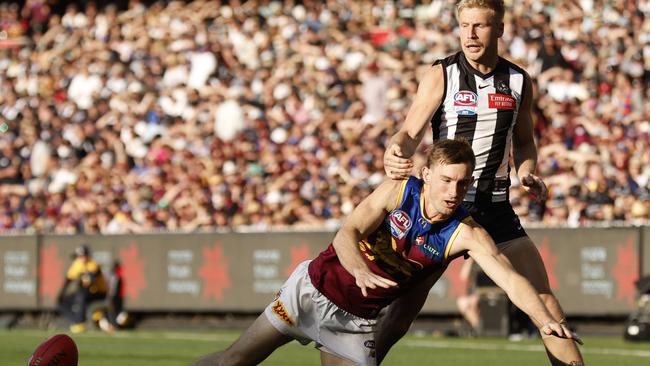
left=4, top=329, right=649, bottom=365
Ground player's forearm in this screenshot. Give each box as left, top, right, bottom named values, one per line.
left=332, top=228, right=370, bottom=276
left=514, top=141, right=538, bottom=179
left=505, top=274, right=555, bottom=326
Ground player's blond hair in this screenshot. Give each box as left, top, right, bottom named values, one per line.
left=456, top=0, right=505, bottom=24
left=425, top=139, right=475, bottom=171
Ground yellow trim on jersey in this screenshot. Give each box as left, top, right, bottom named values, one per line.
left=395, top=179, right=409, bottom=207
left=359, top=240, right=375, bottom=260
left=391, top=179, right=409, bottom=254
left=444, top=217, right=472, bottom=259
left=419, top=184, right=435, bottom=224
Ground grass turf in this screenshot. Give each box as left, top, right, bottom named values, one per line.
left=4, top=329, right=649, bottom=365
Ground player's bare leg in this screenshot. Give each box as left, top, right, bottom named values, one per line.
left=191, top=313, right=292, bottom=366
left=320, top=350, right=358, bottom=366
left=457, top=293, right=480, bottom=332
left=501, top=238, right=585, bottom=366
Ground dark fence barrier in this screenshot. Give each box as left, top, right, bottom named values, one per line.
left=0, top=227, right=646, bottom=315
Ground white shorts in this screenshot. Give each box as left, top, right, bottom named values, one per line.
left=264, top=260, right=377, bottom=366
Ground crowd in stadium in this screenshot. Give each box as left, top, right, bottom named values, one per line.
left=0, top=0, right=648, bottom=234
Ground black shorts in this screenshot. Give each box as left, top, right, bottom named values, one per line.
left=461, top=200, right=527, bottom=244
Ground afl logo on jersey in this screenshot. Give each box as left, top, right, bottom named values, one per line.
left=389, top=210, right=412, bottom=240
left=453, top=91, right=478, bottom=116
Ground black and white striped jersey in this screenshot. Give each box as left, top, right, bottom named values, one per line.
left=430, top=52, right=528, bottom=204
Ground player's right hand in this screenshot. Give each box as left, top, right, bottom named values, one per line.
left=383, top=144, right=412, bottom=180
left=540, top=322, right=584, bottom=345
left=353, top=268, right=398, bottom=297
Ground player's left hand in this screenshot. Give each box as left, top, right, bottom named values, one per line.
left=541, top=322, right=584, bottom=345
left=520, top=173, right=548, bottom=203
left=353, top=268, right=398, bottom=297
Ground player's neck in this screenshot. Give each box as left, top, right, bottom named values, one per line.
left=465, top=53, right=499, bottom=75
left=422, top=192, right=451, bottom=223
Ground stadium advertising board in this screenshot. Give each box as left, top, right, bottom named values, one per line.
left=0, top=235, right=38, bottom=309
left=528, top=228, right=639, bottom=315
left=8, top=228, right=644, bottom=314
left=40, top=232, right=334, bottom=311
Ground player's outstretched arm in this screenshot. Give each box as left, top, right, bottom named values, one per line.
left=384, top=64, right=444, bottom=179
left=332, top=179, right=403, bottom=296
left=450, top=221, right=580, bottom=343
left=513, top=74, right=548, bottom=202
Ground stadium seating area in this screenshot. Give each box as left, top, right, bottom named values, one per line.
left=0, top=0, right=648, bottom=233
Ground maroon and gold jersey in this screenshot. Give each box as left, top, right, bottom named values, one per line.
left=308, top=177, right=472, bottom=319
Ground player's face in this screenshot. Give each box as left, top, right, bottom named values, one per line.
left=423, top=162, right=473, bottom=217
left=458, top=7, right=503, bottom=63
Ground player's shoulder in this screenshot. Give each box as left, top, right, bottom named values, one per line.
left=498, top=56, right=531, bottom=79
left=420, top=63, right=444, bottom=84
left=373, top=177, right=410, bottom=208
left=434, top=51, right=463, bottom=67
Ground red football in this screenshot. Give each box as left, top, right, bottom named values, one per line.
left=28, top=334, right=78, bottom=366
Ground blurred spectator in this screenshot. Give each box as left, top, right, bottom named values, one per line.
left=0, top=0, right=648, bottom=234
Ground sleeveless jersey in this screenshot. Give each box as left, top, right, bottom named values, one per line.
left=431, top=52, right=528, bottom=204
left=308, top=177, right=472, bottom=319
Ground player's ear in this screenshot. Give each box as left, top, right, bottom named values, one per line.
left=421, top=165, right=433, bottom=183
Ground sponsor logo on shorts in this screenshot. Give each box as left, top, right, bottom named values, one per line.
left=488, top=93, right=516, bottom=110
left=273, top=288, right=283, bottom=301
left=364, top=340, right=376, bottom=349
left=272, top=300, right=295, bottom=326
left=453, top=91, right=478, bottom=116
left=389, top=210, right=412, bottom=240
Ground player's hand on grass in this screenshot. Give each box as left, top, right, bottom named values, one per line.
left=540, top=322, right=584, bottom=345
left=520, top=173, right=548, bottom=203
left=353, top=268, right=398, bottom=297
left=384, top=144, right=413, bottom=180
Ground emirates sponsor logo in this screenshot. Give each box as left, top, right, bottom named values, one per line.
left=488, top=93, right=516, bottom=110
